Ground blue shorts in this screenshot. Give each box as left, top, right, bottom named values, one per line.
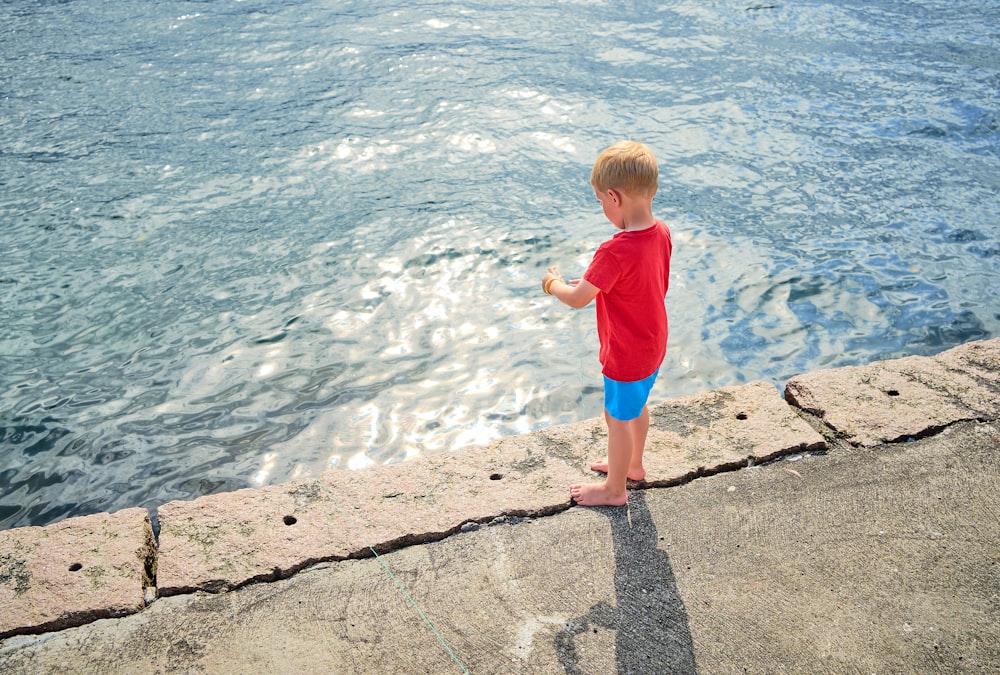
left=603, top=370, right=659, bottom=421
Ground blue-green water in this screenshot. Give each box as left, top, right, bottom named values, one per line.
left=2, top=0, right=997, bottom=531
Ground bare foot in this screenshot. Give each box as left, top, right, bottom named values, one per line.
left=570, top=482, right=628, bottom=507
left=589, top=457, right=646, bottom=482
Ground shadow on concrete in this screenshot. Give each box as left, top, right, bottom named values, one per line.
left=554, top=491, right=697, bottom=674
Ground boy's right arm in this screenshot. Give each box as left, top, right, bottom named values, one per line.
left=547, top=277, right=599, bottom=309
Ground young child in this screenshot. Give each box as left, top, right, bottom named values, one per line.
left=541, top=140, right=672, bottom=507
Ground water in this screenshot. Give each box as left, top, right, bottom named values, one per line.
left=2, top=0, right=997, bottom=531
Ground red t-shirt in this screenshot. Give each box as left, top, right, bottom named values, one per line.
left=582, top=221, right=672, bottom=382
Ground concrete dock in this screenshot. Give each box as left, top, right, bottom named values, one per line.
left=1, top=338, right=998, bottom=673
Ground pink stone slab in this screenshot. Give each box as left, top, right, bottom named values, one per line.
left=641, top=380, right=827, bottom=482
left=784, top=338, right=1000, bottom=446
left=156, top=380, right=824, bottom=595
left=155, top=483, right=358, bottom=596
left=0, top=508, right=154, bottom=639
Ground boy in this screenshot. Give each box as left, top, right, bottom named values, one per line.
left=541, top=140, right=672, bottom=507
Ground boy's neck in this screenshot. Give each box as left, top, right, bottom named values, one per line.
left=618, top=195, right=656, bottom=232
left=621, top=217, right=655, bottom=232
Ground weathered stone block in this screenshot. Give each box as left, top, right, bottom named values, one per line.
left=784, top=338, right=1000, bottom=446
left=642, top=380, right=827, bottom=481
left=0, top=508, right=154, bottom=639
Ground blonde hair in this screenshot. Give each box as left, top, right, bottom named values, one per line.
left=590, top=141, right=659, bottom=197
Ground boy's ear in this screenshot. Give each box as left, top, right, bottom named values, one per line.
left=607, top=188, right=622, bottom=205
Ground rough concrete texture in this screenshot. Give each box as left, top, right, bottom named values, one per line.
left=0, top=508, right=154, bottom=639
left=156, top=380, right=824, bottom=595
left=785, top=337, right=1000, bottom=446
left=1, top=421, right=996, bottom=674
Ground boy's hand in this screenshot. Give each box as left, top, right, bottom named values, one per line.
left=543, top=269, right=600, bottom=308
left=541, top=266, right=564, bottom=295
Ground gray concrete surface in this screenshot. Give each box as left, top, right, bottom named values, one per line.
left=1, top=420, right=997, bottom=673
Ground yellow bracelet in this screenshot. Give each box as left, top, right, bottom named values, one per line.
left=544, top=277, right=562, bottom=295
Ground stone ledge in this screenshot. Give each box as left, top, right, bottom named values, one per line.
left=0, top=508, right=155, bottom=639
left=4, top=338, right=998, bottom=638
left=156, top=380, right=824, bottom=595
left=784, top=338, right=1000, bottom=446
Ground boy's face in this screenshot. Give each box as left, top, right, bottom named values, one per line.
left=594, top=187, right=624, bottom=229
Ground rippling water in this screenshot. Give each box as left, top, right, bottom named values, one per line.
left=2, top=0, right=997, bottom=530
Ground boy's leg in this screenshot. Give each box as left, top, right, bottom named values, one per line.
left=570, top=409, right=632, bottom=506
left=589, top=404, right=649, bottom=481
left=629, top=404, right=650, bottom=477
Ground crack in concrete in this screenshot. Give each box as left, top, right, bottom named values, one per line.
left=882, top=417, right=989, bottom=445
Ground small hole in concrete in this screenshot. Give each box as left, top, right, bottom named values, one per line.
left=886, top=389, right=900, bottom=396
left=69, top=563, right=83, bottom=572
left=489, top=473, right=503, bottom=481
left=283, top=515, right=297, bottom=526
left=736, top=412, right=748, bottom=420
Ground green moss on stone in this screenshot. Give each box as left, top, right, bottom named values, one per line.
left=0, top=553, right=31, bottom=595
left=83, top=565, right=106, bottom=589
left=167, top=523, right=222, bottom=555
left=288, top=481, right=324, bottom=508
